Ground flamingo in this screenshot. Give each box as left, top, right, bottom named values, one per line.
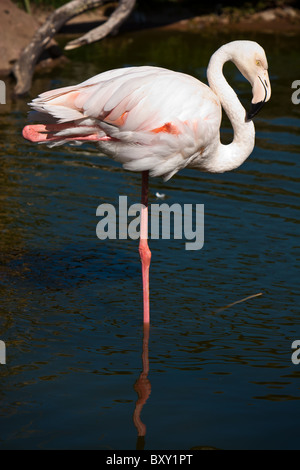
left=22, top=40, right=271, bottom=325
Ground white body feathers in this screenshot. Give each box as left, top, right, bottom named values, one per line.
left=25, top=41, right=271, bottom=181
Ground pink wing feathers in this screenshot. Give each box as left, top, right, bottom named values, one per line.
left=23, top=66, right=221, bottom=180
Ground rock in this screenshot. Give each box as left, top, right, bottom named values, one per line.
left=0, top=0, right=40, bottom=76
left=258, top=10, right=277, bottom=22
left=278, top=7, right=299, bottom=19
left=257, top=7, right=300, bottom=22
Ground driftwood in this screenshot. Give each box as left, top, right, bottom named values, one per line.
left=13, top=0, right=136, bottom=96
left=65, top=0, right=136, bottom=50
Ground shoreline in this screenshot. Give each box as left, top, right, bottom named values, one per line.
left=1, top=1, right=299, bottom=78
left=59, top=5, right=300, bottom=35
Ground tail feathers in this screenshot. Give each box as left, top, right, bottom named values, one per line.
left=29, top=103, right=84, bottom=123
left=32, top=85, right=94, bottom=108
left=29, top=83, right=95, bottom=124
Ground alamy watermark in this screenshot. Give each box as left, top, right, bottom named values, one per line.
left=0, top=340, right=6, bottom=365
left=291, top=80, right=300, bottom=105
left=0, top=80, right=6, bottom=104
left=291, top=340, right=300, bottom=365
left=96, top=196, right=204, bottom=250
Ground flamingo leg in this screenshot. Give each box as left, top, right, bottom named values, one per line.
left=139, top=171, right=151, bottom=324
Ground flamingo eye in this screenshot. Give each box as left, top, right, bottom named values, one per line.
left=256, top=60, right=261, bottom=67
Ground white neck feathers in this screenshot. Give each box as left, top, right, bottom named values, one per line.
left=205, top=43, right=255, bottom=172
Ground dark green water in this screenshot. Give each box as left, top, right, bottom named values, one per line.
left=0, top=30, right=300, bottom=450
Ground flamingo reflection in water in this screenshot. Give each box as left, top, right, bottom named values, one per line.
left=133, top=325, right=151, bottom=450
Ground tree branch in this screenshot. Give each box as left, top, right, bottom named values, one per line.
left=65, top=0, right=136, bottom=50
left=13, top=0, right=109, bottom=96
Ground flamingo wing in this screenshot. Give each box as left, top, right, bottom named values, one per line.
left=24, top=66, right=221, bottom=180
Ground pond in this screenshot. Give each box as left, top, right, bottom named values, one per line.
left=0, top=29, right=300, bottom=450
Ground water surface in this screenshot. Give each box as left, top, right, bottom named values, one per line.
left=0, top=30, right=300, bottom=450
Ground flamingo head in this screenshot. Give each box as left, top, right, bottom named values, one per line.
left=221, top=41, right=271, bottom=121
left=227, top=40, right=271, bottom=121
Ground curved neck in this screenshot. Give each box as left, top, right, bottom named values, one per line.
left=206, top=44, right=255, bottom=172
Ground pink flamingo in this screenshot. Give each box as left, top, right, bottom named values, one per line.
left=22, top=40, right=271, bottom=325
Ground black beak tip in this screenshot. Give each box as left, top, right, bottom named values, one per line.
left=246, top=100, right=265, bottom=122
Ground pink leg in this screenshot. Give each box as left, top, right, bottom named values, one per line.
left=139, top=171, right=151, bottom=324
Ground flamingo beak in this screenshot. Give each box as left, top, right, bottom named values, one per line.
left=246, top=70, right=271, bottom=121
